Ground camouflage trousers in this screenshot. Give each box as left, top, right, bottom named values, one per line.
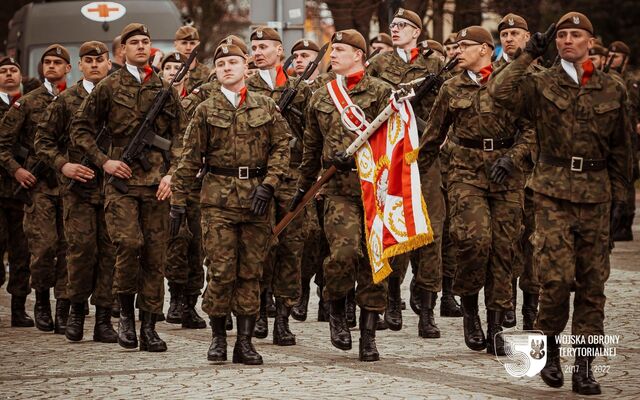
left=533, top=192, right=610, bottom=337
left=300, top=198, right=328, bottom=288
left=448, top=182, right=522, bottom=311
left=63, top=191, right=115, bottom=307
left=513, top=188, right=540, bottom=294
left=104, top=185, right=167, bottom=314
left=200, top=205, right=272, bottom=317
left=23, top=188, right=67, bottom=299
left=262, top=180, right=305, bottom=307
left=441, top=186, right=457, bottom=279
left=165, top=190, right=204, bottom=295
left=323, top=195, right=387, bottom=312
left=0, top=197, right=30, bottom=296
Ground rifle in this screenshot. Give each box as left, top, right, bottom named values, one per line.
left=364, top=48, right=381, bottom=67
left=67, top=124, right=109, bottom=194
left=278, top=43, right=329, bottom=117
left=603, top=45, right=617, bottom=73
left=282, top=54, right=295, bottom=77
left=107, top=46, right=199, bottom=193
left=12, top=137, right=66, bottom=202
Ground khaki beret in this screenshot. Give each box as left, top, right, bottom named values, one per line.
left=292, top=39, right=320, bottom=53
left=160, top=52, right=187, bottom=69
left=218, top=35, right=249, bottom=55
left=213, top=44, right=246, bottom=62
left=556, top=12, right=593, bottom=35
left=121, top=23, right=150, bottom=43
left=0, top=56, right=21, bottom=70
left=609, top=41, right=631, bottom=55
left=456, top=26, right=494, bottom=48
left=370, top=33, right=393, bottom=47
left=444, top=32, right=457, bottom=45
left=498, top=13, right=528, bottom=32
left=332, top=29, right=367, bottom=54
left=250, top=26, right=282, bottom=43
left=589, top=44, right=607, bottom=57
left=41, top=44, right=70, bottom=64
left=420, top=40, right=445, bottom=56
left=79, top=41, right=109, bottom=58
left=175, top=26, right=199, bottom=41
left=393, top=8, right=422, bottom=29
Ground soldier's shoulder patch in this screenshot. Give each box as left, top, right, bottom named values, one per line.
left=12, top=101, right=21, bottom=109
left=192, top=88, right=200, bottom=94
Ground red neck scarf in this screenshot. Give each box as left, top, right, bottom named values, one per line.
left=10, top=93, right=21, bottom=105
left=56, top=82, right=67, bottom=93
left=140, top=65, right=154, bottom=83
left=237, top=87, right=247, bottom=107
left=580, top=59, right=595, bottom=86
left=275, top=65, right=287, bottom=88
left=410, top=48, right=420, bottom=64
left=180, top=86, right=187, bottom=98
left=478, top=64, right=493, bottom=84
left=346, top=70, right=365, bottom=90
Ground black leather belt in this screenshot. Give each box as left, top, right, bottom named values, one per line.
left=208, top=166, right=266, bottom=179
left=450, top=136, right=514, bottom=151
left=539, top=154, right=606, bottom=172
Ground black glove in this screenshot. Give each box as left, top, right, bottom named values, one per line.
left=489, top=156, right=516, bottom=185
left=610, top=201, right=626, bottom=234
left=169, top=205, right=186, bottom=238
left=251, top=184, right=274, bottom=216
left=524, top=23, right=556, bottom=59
left=331, top=151, right=356, bottom=172
left=289, top=188, right=306, bottom=211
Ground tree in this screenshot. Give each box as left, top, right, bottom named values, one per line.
left=453, top=0, right=482, bottom=31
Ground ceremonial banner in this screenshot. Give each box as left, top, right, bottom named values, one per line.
left=327, top=79, right=433, bottom=283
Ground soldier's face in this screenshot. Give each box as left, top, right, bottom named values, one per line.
left=79, top=54, right=111, bottom=83
left=556, top=29, right=593, bottom=63
left=162, top=62, right=187, bottom=85
left=455, top=41, right=487, bottom=70
left=174, top=40, right=199, bottom=56
left=445, top=43, right=459, bottom=59
left=589, top=54, right=605, bottom=69
left=609, top=51, right=626, bottom=69
left=390, top=18, right=420, bottom=47
left=330, top=43, right=363, bottom=75
left=371, top=42, right=393, bottom=54
left=123, top=35, right=152, bottom=66
left=42, top=56, right=71, bottom=81
left=215, top=55, right=247, bottom=87
left=499, top=28, right=530, bottom=57
left=251, top=40, right=282, bottom=69
left=293, top=50, right=317, bottom=74
left=0, top=65, right=22, bottom=91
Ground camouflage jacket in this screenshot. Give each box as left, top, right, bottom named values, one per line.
left=419, top=68, right=535, bottom=192
left=298, top=73, right=392, bottom=196
left=171, top=88, right=290, bottom=208
left=182, top=80, right=221, bottom=118
left=0, top=97, right=18, bottom=198
left=70, top=68, right=187, bottom=187
left=488, top=52, right=633, bottom=204
left=186, top=62, right=211, bottom=93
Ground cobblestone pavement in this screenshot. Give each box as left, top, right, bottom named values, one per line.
left=1, top=211, right=639, bottom=399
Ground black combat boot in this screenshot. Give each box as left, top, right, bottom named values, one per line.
left=273, top=298, right=296, bottom=346
left=207, top=316, right=227, bottom=362
left=486, top=310, right=506, bottom=356
left=521, top=292, right=539, bottom=331
left=139, top=310, right=167, bottom=352
left=233, top=315, right=263, bottom=365
left=225, top=313, right=233, bottom=331
left=359, top=309, right=380, bottom=362
left=345, top=288, right=357, bottom=328
left=84, top=300, right=90, bottom=315
left=440, top=276, right=462, bottom=317
left=265, top=288, right=276, bottom=318
left=541, top=335, right=564, bottom=388
left=254, top=290, right=268, bottom=339
left=94, top=306, right=118, bottom=343
left=384, top=277, right=402, bottom=331
left=291, top=280, right=310, bottom=322
left=34, top=289, right=53, bottom=331
left=418, top=290, right=440, bottom=338
left=376, top=313, right=388, bottom=330
left=54, top=299, right=70, bottom=334
left=65, top=302, right=85, bottom=341
left=117, top=293, right=138, bottom=349
left=572, top=350, right=601, bottom=395
left=182, top=294, right=206, bottom=329
left=111, top=297, right=120, bottom=318
left=461, top=294, right=486, bottom=351
left=502, top=279, right=517, bottom=328
left=11, top=295, right=34, bottom=327
left=329, top=298, right=352, bottom=350
left=409, top=276, right=420, bottom=315
left=317, top=285, right=329, bottom=322
left=166, top=282, right=183, bottom=324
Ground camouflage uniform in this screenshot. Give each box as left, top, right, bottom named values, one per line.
left=70, top=68, right=186, bottom=314
left=34, top=80, right=115, bottom=308
left=439, top=141, right=457, bottom=281
left=186, top=62, right=211, bottom=93
left=488, top=52, right=632, bottom=338
left=171, top=89, right=290, bottom=317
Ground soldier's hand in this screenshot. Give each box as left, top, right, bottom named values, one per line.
left=169, top=205, right=186, bottom=238
left=157, top=175, right=172, bottom=201
left=524, top=23, right=556, bottom=59
left=330, top=151, right=356, bottom=172
left=250, top=183, right=274, bottom=216
left=610, top=202, right=626, bottom=233
left=61, top=162, right=95, bottom=183
left=489, top=156, right=516, bottom=185
left=14, top=167, right=36, bottom=188
left=102, top=160, right=132, bottom=179
left=289, top=188, right=305, bottom=211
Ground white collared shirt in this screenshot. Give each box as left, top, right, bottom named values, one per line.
left=560, top=59, right=580, bottom=85
left=82, top=79, right=95, bottom=94
left=258, top=69, right=275, bottom=90
left=502, top=52, right=511, bottom=63
left=220, top=85, right=240, bottom=108
left=467, top=70, right=481, bottom=85
left=0, top=92, right=10, bottom=105
left=396, top=47, right=409, bottom=63
left=125, top=63, right=142, bottom=83
left=43, top=79, right=56, bottom=96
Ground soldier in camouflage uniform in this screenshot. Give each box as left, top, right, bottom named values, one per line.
left=0, top=56, right=34, bottom=327
left=70, top=24, right=186, bottom=353
left=34, top=41, right=118, bottom=343
left=488, top=12, right=632, bottom=394
left=0, top=45, right=71, bottom=334
left=420, top=26, right=535, bottom=356
left=171, top=43, right=290, bottom=364
left=367, top=8, right=449, bottom=337
left=291, top=30, right=390, bottom=362
left=174, top=26, right=210, bottom=93
left=369, top=33, right=393, bottom=55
